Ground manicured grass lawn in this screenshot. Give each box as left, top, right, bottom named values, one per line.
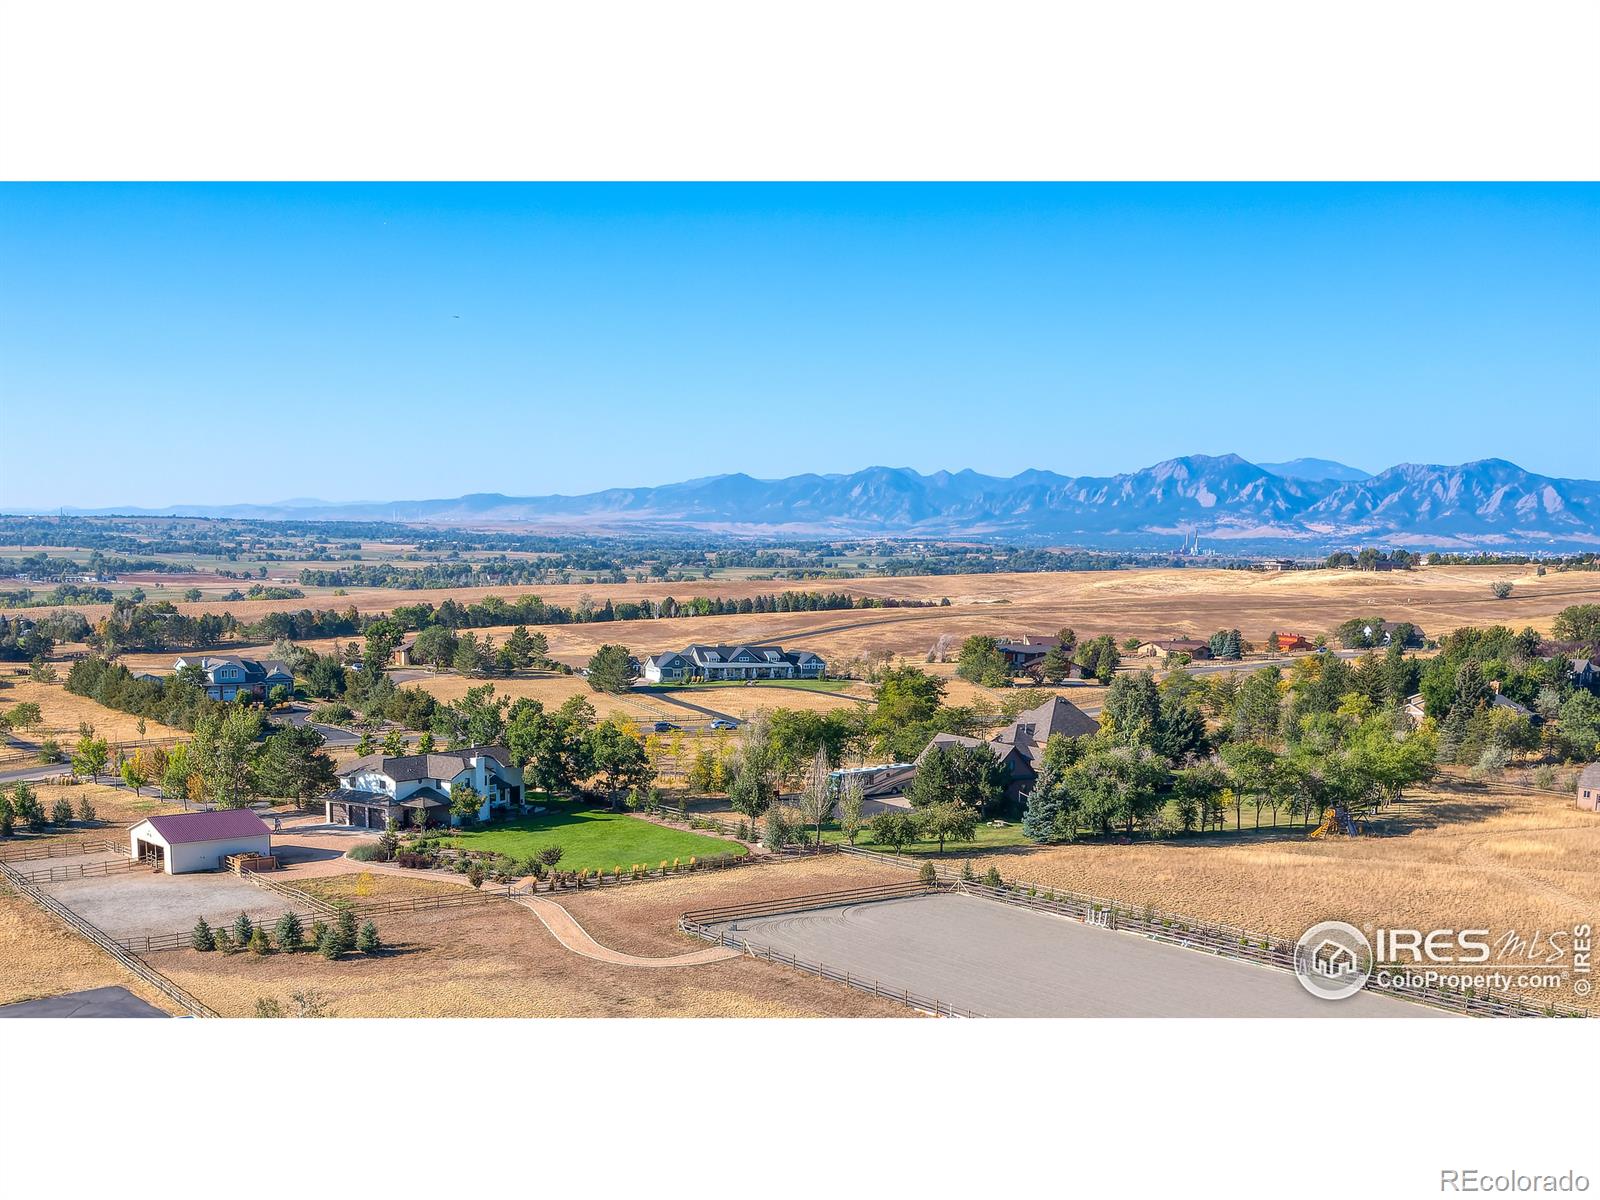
left=441, top=801, right=748, bottom=872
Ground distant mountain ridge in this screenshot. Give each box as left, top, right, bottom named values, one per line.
left=1256, top=457, right=1373, bottom=483
left=34, top=455, right=1600, bottom=550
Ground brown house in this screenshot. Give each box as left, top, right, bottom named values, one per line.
left=918, top=694, right=1101, bottom=801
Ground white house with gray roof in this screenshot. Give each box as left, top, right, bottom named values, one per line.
left=324, top=746, right=523, bottom=829
left=643, top=643, right=824, bottom=683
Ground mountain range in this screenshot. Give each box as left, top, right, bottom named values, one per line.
left=35, top=456, right=1600, bottom=550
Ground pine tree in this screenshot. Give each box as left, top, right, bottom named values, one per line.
left=249, top=926, right=271, bottom=954
left=50, top=797, right=74, bottom=826
left=334, top=906, right=358, bottom=953
left=1021, top=775, right=1062, bottom=842
left=317, top=924, right=341, bottom=959
left=232, top=911, right=254, bottom=945
left=356, top=920, right=381, bottom=954
left=191, top=917, right=214, bottom=951
left=273, top=911, right=303, bottom=951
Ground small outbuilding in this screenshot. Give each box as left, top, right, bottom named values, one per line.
left=128, top=810, right=273, bottom=875
left=1578, top=764, right=1600, bottom=813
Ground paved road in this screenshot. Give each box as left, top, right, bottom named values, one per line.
left=0, top=762, right=69, bottom=785
left=280, top=705, right=360, bottom=747
left=0, top=985, right=169, bottom=1018
left=712, top=892, right=1443, bottom=1018
left=639, top=690, right=743, bottom=727
left=1179, top=649, right=1361, bottom=677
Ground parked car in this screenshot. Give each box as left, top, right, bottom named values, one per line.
left=710, top=718, right=740, bottom=730
left=653, top=721, right=680, bottom=732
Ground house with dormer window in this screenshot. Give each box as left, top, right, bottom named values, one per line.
left=324, top=746, right=524, bottom=829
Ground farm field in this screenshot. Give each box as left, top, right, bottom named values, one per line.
left=46, top=564, right=1594, bottom=662
left=0, top=676, right=186, bottom=748
left=440, top=801, right=750, bottom=871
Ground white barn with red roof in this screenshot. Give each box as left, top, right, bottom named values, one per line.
left=128, top=810, right=272, bottom=874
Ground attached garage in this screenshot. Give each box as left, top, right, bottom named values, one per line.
left=128, top=810, right=273, bottom=875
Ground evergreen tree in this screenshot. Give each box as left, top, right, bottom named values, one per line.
left=232, top=911, right=254, bottom=944
left=1040, top=643, right=1070, bottom=684
left=356, top=920, right=381, bottom=954
left=273, top=911, right=304, bottom=951
left=334, top=906, right=358, bottom=953
left=317, top=924, right=341, bottom=959
left=585, top=644, right=636, bottom=694
left=191, top=917, right=214, bottom=951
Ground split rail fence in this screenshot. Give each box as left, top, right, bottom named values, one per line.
left=0, top=857, right=217, bottom=1017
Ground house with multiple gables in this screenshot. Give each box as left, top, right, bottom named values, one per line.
left=643, top=643, right=824, bottom=684
left=324, top=746, right=524, bottom=830
left=171, top=654, right=294, bottom=701
left=992, top=634, right=1089, bottom=677
left=867, top=694, right=1101, bottom=804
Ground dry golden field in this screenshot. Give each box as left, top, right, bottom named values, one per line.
left=0, top=886, right=180, bottom=1012
left=153, top=856, right=912, bottom=1017
left=1, top=677, right=187, bottom=746
left=954, top=776, right=1599, bottom=948
left=57, top=563, right=1596, bottom=659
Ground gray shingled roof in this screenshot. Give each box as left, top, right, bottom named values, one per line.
left=341, top=746, right=512, bottom=782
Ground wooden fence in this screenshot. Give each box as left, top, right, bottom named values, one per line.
left=11, top=854, right=142, bottom=885
left=0, top=858, right=218, bottom=1017
left=681, top=878, right=945, bottom=927
left=338, top=889, right=508, bottom=918
left=243, top=871, right=340, bottom=917
left=0, top=837, right=125, bottom=863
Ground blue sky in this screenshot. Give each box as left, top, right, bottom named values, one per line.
left=1, top=183, right=1595, bottom=508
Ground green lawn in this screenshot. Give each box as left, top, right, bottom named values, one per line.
left=440, top=800, right=748, bottom=871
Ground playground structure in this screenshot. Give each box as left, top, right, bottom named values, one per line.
left=1309, top=805, right=1361, bottom=839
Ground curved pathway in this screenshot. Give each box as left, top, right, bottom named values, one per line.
left=515, top=895, right=740, bottom=967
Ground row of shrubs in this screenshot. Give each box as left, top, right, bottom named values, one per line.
left=190, top=908, right=381, bottom=959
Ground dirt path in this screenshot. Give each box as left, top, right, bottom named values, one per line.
left=515, top=895, right=739, bottom=967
